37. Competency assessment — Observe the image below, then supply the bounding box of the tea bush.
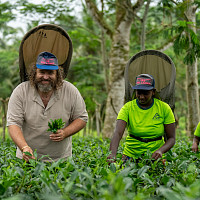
[0,136,200,200]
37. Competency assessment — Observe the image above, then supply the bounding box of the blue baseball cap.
[36,52,58,70]
[132,74,155,90]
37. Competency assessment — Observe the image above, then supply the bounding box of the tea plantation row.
[0,136,200,200]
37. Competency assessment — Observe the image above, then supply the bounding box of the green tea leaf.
[47,118,65,133]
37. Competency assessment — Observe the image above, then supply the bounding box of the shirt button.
[43,110,47,116]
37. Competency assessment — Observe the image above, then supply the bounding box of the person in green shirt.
[107,74,176,163]
[192,123,200,152]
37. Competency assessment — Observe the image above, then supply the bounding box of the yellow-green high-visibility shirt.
[117,98,175,159]
[194,122,200,137]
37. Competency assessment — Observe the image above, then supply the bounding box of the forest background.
[0,0,200,140]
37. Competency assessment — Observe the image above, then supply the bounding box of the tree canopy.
[1,0,200,137]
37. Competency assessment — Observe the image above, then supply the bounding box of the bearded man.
[7,52,88,162]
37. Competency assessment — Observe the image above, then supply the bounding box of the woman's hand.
[154,123,175,159]
[192,142,199,152]
[107,154,116,164]
[192,136,199,152]
[151,149,163,160]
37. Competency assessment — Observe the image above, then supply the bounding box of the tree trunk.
[186,61,199,136]
[85,0,144,138]
[0,98,9,141]
[102,78,125,137]
[140,0,151,50]
[95,104,101,137]
[83,126,87,136]
[89,115,94,135]
[185,0,199,136]
[2,102,6,141]
[101,29,110,92]
[102,21,132,138]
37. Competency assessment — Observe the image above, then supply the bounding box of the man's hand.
[192,142,199,152]
[151,149,163,160]
[22,146,35,162]
[49,129,65,142]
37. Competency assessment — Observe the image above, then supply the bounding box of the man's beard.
[37,83,53,93]
[34,78,56,93]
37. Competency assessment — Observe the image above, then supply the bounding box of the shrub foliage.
[0,137,200,199]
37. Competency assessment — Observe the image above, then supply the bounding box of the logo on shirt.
[153,113,160,119]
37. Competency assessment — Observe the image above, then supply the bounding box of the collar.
[32,85,60,109]
[136,98,154,110]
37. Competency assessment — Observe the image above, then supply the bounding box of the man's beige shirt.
[7,81,88,162]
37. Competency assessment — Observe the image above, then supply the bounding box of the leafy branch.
[47,118,65,133]
[167,20,200,65]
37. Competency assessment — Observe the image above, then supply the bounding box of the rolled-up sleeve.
[7,85,24,128]
[70,88,88,123]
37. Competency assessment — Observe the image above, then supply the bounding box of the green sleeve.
[117,102,130,123]
[194,122,200,137]
[164,103,175,124]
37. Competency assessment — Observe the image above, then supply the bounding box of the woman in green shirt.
[192,123,200,152]
[107,74,176,163]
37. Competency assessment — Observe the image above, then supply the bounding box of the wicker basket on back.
[19,24,73,82]
[124,50,176,111]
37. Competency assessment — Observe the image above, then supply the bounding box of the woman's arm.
[107,120,127,163]
[192,135,199,152]
[151,123,176,160]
